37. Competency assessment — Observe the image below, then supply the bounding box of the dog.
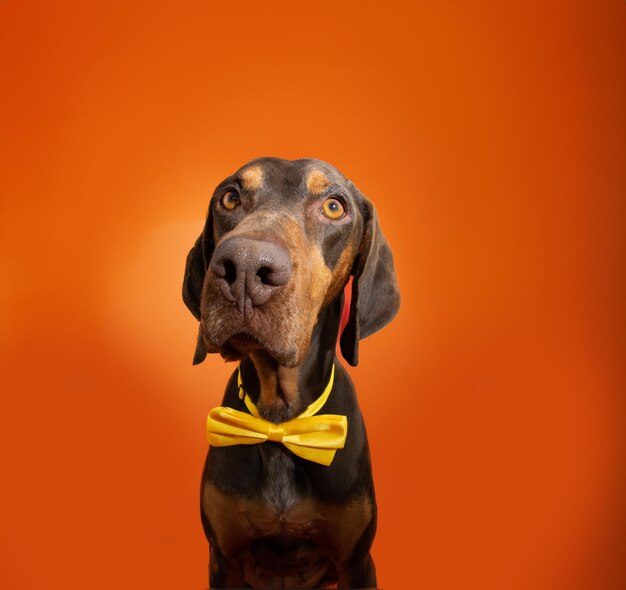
[182,157,400,588]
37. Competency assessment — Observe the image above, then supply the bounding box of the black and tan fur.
[183,157,400,588]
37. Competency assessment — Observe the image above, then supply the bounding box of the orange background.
[1,1,624,589]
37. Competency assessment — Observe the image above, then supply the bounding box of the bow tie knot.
[266,423,284,443]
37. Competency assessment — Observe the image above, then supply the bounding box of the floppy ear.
[340,197,400,367]
[182,208,214,364]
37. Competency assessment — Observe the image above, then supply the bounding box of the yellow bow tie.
[206,364,347,466]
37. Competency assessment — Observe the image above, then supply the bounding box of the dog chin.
[210,332,301,367]
[219,332,262,361]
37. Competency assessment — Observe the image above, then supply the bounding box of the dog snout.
[210,237,292,310]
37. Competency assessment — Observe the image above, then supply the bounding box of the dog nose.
[210,237,292,310]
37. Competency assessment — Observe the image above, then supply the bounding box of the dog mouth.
[220,331,264,361]
[203,320,300,366]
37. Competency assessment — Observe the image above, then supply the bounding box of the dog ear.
[340,196,400,367]
[182,208,214,364]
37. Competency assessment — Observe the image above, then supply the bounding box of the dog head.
[183,157,400,367]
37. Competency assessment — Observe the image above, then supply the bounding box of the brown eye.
[321,197,345,220]
[220,190,241,211]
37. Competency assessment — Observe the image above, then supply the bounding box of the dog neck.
[240,297,343,423]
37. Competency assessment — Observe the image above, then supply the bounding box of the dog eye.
[321,197,345,220]
[220,190,241,211]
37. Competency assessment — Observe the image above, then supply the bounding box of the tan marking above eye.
[306,168,331,195]
[240,165,264,191]
[321,197,345,220]
[220,190,241,210]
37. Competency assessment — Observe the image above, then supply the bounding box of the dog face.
[183,157,400,367]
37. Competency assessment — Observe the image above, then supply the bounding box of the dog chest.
[202,480,373,562]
